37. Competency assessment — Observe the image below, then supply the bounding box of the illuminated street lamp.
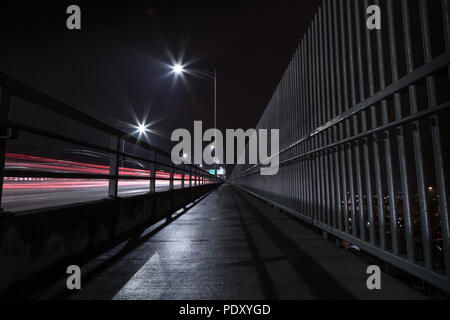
[172,64,184,75]
[137,123,148,134]
[120,120,150,167]
[170,63,218,176]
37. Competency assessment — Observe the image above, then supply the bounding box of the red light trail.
[2,153,210,190]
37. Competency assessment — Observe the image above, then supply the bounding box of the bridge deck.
[60,184,425,300]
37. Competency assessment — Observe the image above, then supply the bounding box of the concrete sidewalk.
[61,184,426,300]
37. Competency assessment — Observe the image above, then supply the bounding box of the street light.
[170,63,218,176]
[137,123,148,134]
[172,64,184,75]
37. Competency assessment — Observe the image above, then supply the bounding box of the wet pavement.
[57,184,426,300]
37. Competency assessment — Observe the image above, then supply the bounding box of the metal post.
[307,27,314,220]
[169,166,174,190]
[108,136,120,198]
[374,0,398,254]
[332,0,345,231]
[322,1,334,227]
[354,0,374,243]
[364,0,385,248]
[0,87,11,210]
[401,0,432,269]
[300,39,307,217]
[346,0,363,238]
[313,16,322,223]
[327,0,341,229]
[294,47,301,214]
[181,165,185,188]
[150,152,156,193]
[339,0,353,234]
[319,6,331,226]
[189,168,192,187]
[387,0,414,260]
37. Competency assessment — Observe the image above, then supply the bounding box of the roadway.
[2,153,199,212]
[1,180,179,212]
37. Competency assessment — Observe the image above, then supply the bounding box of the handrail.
[0,71,216,178]
[0,72,221,210]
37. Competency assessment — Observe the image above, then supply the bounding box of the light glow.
[3,153,208,191]
[172,64,184,74]
[137,123,148,134]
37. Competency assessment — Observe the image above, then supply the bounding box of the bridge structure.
[1,0,450,299]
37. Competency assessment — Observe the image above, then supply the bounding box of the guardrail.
[230,0,450,292]
[0,71,221,210]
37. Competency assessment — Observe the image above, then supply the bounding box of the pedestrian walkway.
[61,184,425,299]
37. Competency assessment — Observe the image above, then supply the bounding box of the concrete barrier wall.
[0,185,218,293]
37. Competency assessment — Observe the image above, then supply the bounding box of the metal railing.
[0,72,221,210]
[231,0,450,292]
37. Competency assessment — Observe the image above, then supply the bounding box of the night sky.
[0,0,321,166]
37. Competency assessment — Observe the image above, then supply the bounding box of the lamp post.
[171,64,218,177]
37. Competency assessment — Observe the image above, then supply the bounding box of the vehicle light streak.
[2,153,210,191]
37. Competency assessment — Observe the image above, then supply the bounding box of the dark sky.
[0,0,321,165]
